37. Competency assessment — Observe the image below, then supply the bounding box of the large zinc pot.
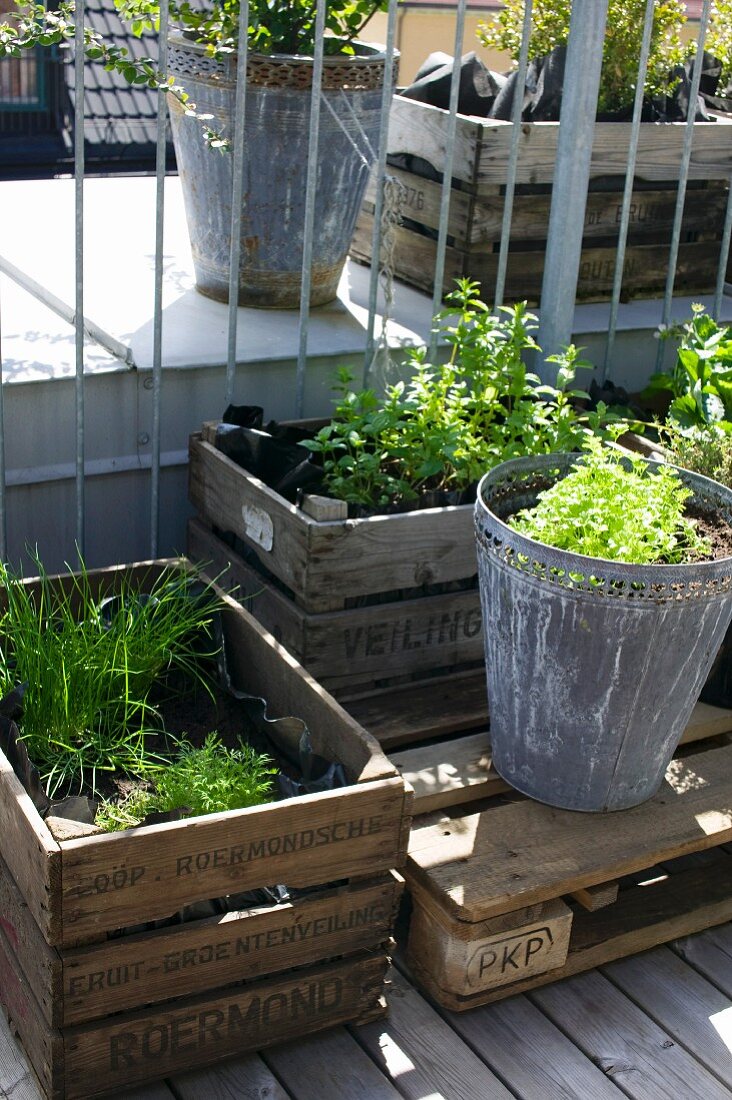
[474,453,732,813]
[167,34,393,308]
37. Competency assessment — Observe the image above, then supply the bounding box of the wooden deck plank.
[603,947,732,1088]
[440,989,625,1098]
[532,969,731,1099]
[262,1027,401,1100]
[408,742,732,921]
[172,1054,291,1099]
[345,671,487,749]
[352,970,513,1099]
[674,920,732,994]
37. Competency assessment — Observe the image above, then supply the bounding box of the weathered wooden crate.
[0,560,411,1098]
[188,428,483,694]
[350,96,732,303]
[341,668,732,1010]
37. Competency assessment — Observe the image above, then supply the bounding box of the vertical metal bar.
[655,0,711,369]
[74,0,85,556]
[149,0,169,559]
[713,178,732,320]
[224,0,250,407]
[536,0,609,378]
[429,0,467,358]
[294,0,326,418]
[602,0,654,380]
[493,0,532,310]
[363,0,399,387]
[0,285,6,562]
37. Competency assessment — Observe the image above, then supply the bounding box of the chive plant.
[0,559,222,796]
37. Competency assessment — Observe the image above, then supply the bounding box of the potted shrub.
[351,0,732,303]
[474,438,732,813]
[0,0,394,307]
[188,281,624,693]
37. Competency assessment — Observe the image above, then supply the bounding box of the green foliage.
[708,1,732,93]
[95,733,276,830]
[478,0,687,114]
[0,559,222,797]
[509,437,711,565]
[303,280,620,510]
[661,425,732,488]
[643,304,732,433]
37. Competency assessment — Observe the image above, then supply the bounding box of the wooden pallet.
[350,96,732,303]
[342,669,732,1010]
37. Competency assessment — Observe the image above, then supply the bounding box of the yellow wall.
[368,10,510,87]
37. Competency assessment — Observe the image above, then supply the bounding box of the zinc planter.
[167,35,393,308]
[474,453,732,813]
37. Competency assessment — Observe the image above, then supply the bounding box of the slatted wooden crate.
[188,428,483,695]
[350,95,732,303]
[0,560,411,1099]
[341,668,732,1010]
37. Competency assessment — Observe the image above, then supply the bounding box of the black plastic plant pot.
[474,453,732,813]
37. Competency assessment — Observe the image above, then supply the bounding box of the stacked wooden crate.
[188,426,484,696]
[350,96,732,303]
[0,561,411,1099]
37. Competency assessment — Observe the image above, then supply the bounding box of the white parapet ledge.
[2,174,732,384]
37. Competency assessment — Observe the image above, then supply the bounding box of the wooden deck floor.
[4,922,732,1100]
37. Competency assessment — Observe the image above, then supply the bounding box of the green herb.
[95,733,276,831]
[508,437,711,565]
[303,280,620,510]
[0,559,222,797]
[644,304,732,434]
[477,0,687,115]
[662,425,732,488]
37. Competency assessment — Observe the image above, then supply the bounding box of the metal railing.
[0,0,730,566]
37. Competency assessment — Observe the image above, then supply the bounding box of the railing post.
[536,0,608,381]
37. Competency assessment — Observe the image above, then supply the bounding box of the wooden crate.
[341,668,732,1010]
[188,428,483,693]
[0,560,411,1098]
[350,96,732,303]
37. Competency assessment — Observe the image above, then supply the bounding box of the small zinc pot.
[474,453,732,813]
[167,34,394,308]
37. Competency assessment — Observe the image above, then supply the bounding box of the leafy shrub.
[508,438,711,565]
[303,281,618,511]
[478,0,687,114]
[644,304,732,433]
[661,426,732,488]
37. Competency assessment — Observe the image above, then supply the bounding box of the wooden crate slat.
[0,757,60,947]
[62,953,389,1099]
[408,852,732,1011]
[190,518,483,690]
[59,778,406,945]
[190,435,479,611]
[0,852,61,1028]
[344,669,488,746]
[60,876,401,1027]
[407,741,732,922]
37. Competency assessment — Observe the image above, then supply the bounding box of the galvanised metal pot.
[474,453,732,812]
[167,35,393,308]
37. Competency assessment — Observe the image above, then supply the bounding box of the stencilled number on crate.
[344,608,482,660]
[467,924,557,990]
[404,186,425,211]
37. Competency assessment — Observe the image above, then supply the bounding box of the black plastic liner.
[400,48,729,123]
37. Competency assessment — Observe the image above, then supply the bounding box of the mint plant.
[509,438,711,565]
[304,281,619,511]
